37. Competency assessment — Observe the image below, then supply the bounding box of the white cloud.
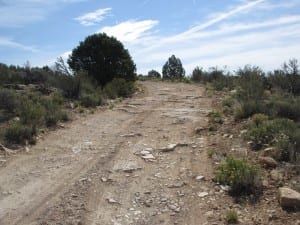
[181,0,265,35]
[124,0,300,74]
[258,0,300,10]
[0,0,87,27]
[0,37,38,52]
[75,8,112,26]
[99,20,159,42]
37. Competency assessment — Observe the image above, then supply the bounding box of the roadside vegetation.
[0,33,136,147]
[191,59,299,164]
[190,58,299,204]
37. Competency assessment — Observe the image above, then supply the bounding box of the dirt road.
[0,81,217,225]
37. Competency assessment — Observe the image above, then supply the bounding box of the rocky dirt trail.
[0,81,228,225]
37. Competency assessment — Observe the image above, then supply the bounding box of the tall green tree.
[162,55,185,80]
[68,33,136,86]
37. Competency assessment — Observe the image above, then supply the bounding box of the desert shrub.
[0,89,18,113]
[234,100,265,120]
[147,69,161,79]
[266,94,300,121]
[222,97,235,108]
[191,66,204,82]
[208,111,223,124]
[79,94,101,108]
[212,75,235,91]
[222,97,235,115]
[103,78,135,99]
[41,97,68,127]
[51,92,65,106]
[49,74,80,99]
[216,157,261,196]
[245,118,294,150]
[18,97,45,126]
[226,210,238,224]
[251,113,269,126]
[4,122,36,144]
[236,66,265,101]
[245,118,299,161]
[233,66,266,119]
[268,59,300,95]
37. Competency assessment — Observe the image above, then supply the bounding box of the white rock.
[197,192,209,198]
[220,185,231,192]
[107,198,119,204]
[142,154,155,160]
[195,176,205,181]
[140,150,151,155]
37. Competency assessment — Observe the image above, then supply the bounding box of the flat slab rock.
[278,187,300,210]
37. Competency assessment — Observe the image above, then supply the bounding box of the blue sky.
[0,0,300,74]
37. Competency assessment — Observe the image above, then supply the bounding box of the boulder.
[278,187,300,210]
[259,156,277,168]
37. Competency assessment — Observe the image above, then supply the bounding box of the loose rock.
[259,156,277,168]
[278,187,300,210]
[197,192,209,198]
[168,181,185,188]
[195,175,205,181]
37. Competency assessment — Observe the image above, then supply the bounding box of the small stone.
[197,192,209,198]
[160,144,177,152]
[140,150,151,155]
[101,177,108,182]
[168,204,177,211]
[195,175,205,181]
[107,198,119,204]
[262,147,278,158]
[220,185,231,192]
[205,210,214,218]
[270,169,283,181]
[168,181,185,188]
[141,154,155,160]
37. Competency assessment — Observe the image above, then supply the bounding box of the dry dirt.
[0,81,298,225]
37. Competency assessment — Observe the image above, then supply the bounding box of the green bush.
[234,100,265,120]
[191,66,204,82]
[251,113,269,126]
[0,89,18,113]
[4,122,36,144]
[18,97,45,126]
[226,210,238,224]
[42,98,68,127]
[103,78,135,99]
[222,97,235,108]
[216,157,261,195]
[266,95,300,121]
[79,94,103,108]
[245,118,296,148]
[245,118,299,161]
[208,111,223,124]
[51,92,65,106]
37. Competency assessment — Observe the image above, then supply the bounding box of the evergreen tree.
[162,55,185,80]
[68,33,136,86]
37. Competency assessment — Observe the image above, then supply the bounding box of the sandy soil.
[0,81,216,225]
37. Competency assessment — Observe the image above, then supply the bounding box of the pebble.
[197,192,209,198]
[195,175,205,181]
